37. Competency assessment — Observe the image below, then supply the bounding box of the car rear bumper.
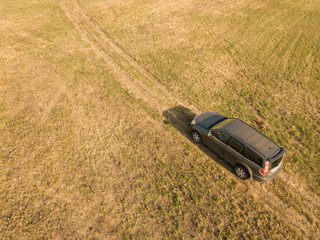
[252,162,283,182]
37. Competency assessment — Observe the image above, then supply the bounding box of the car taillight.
[259,161,269,175]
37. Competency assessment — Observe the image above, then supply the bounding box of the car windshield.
[210,118,236,130]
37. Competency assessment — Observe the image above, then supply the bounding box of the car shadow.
[162,105,236,178]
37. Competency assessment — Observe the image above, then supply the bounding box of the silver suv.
[191,112,285,182]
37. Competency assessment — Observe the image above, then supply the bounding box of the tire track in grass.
[61,0,320,238]
[61,0,197,115]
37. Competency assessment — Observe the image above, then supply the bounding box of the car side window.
[212,131,230,144]
[229,138,244,155]
[245,148,262,166]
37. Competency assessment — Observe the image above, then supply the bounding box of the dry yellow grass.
[1,0,319,238]
[83,0,320,191]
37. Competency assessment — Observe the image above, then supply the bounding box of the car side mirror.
[208,131,212,137]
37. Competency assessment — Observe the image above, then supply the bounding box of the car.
[191,112,285,182]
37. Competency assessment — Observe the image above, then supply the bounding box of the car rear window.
[271,156,283,169]
[245,148,262,166]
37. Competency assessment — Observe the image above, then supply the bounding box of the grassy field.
[84,0,320,193]
[0,0,319,239]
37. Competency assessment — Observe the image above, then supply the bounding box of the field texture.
[0,0,319,239]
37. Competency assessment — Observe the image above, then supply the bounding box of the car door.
[205,130,231,159]
[221,137,246,166]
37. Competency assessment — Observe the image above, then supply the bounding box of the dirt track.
[61,0,320,238]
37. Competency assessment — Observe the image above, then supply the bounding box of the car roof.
[221,119,280,158]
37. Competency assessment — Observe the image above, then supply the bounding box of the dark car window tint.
[229,138,244,154]
[245,148,262,166]
[212,131,219,139]
[213,131,230,144]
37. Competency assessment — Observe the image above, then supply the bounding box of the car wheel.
[192,131,203,144]
[234,165,249,180]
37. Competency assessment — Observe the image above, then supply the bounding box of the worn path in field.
[61,0,320,238]
[62,0,197,115]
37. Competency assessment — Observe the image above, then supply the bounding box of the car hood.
[195,112,227,129]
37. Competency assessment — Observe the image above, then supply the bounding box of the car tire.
[191,131,203,144]
[234,165,249,180]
